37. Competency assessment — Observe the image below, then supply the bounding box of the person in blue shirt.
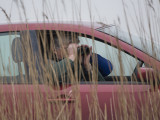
[46,31,113,81]
[69,34,113,77]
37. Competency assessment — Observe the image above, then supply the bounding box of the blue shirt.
[90,54,113,77]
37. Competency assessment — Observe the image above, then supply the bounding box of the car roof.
[0,21,106,30]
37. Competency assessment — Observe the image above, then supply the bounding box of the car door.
[78,35,158,120]
[32,25,160,120]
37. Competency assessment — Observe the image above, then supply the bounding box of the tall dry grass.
[0,0,160,120]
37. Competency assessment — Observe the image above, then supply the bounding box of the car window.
[78,36,139,76]
[97,26,160,61]
[0,32,25,77]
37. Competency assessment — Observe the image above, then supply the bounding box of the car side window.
[0,32,25,77]
[78,36,139,76]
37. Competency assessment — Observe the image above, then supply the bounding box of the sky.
[0,0,159,35]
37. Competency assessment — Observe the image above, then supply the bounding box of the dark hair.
[51,31,79,49]
[37,30,79,59]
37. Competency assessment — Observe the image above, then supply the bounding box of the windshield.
[96,25,160,61]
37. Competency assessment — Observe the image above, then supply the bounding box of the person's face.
[54,44,69,60]
[53,36,79,60]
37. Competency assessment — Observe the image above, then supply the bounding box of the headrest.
[12,37,23,63]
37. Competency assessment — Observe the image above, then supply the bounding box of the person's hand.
[67,43,78,61]
[83,46,92,71]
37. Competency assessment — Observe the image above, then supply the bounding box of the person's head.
[52,31,79,60]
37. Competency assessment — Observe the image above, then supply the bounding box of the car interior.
[36,30,147,85]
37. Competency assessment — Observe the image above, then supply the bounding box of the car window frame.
[0,23,158,85]
[35,30,143,84]
[30,29,160,85]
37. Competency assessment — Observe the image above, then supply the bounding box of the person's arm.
[82,47,105,81]
[49,58,74,82]
[49,43,78,83]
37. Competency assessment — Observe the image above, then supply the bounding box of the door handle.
[48,98,75,103]
[48,94,75,103]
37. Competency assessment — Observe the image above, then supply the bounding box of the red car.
[0,21,160,120]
